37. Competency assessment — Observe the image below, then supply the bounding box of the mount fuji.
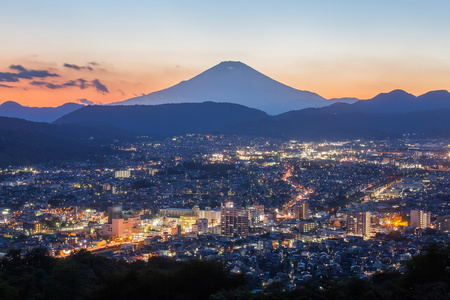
[110,61,354,114]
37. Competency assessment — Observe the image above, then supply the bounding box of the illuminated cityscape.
[1,134,449,292]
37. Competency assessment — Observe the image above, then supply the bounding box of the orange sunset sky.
[1,1,450,107]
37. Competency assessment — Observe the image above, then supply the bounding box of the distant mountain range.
[305,89,450,114]
[223,89,450,139]
[54,96,450,140]
[0,101,83,123]
[110,61,357,115]
[5,88,450,124]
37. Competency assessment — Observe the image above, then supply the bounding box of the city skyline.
[1,0,450,107]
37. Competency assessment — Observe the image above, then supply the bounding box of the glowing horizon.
[1,0,449,107]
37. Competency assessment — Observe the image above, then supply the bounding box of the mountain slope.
[0,117,130,167]
[297,89,450,114]
[54,102,269,136]
[0,101,83,123]
[110,61,331,114]
[223,109,450,140]
[54,99,450,140]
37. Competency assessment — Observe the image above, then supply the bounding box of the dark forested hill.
[54,102,269,136]
[0,117,128,167]
[223,109,450,140]
[54,101,450,140]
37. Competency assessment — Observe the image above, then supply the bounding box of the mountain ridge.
[0,116,127,167]
[110,61,351,114]
[54,101,269,136]
[0,101,83,123]
[279,89,450,115]
[54,100,450,140]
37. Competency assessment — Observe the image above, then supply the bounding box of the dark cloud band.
[31,78,109,94]
[91,79,109,93]
[77,98,95,105]
[0,65,59,82]
[63,63,93,71]
[0,83,14,88]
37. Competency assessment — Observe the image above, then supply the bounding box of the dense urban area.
[1,134,450,298]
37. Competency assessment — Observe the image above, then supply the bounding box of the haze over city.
[1,0,450,108]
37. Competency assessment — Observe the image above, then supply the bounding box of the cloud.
[91,79,109,94]
[0,83,14,88]
[87,61,99,66]
[63,78,88,89]
[32,79,87,90]
[77,98,95,105]
[30,81,62,89]
[0,65,59,82]
[30,78,109,94]
[9,65,27,72]
[46,83,64,89]
[63,63,93,71]
[0,73,19,82]
[30,81,49,86]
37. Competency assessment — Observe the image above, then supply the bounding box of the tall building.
[103,206,140,239]
[192,218,209,235]
[221,202,249,238]
[294,201,309,220]
[410,209,431,229]
[108,206,123,223]
[347,211,371,236]
[437,215,450,233]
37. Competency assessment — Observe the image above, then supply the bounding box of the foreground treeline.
[0,244,449,300]
[0,249,244,300]
[233,243,450,300]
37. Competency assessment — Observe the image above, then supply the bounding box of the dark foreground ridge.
[0,244,448,300]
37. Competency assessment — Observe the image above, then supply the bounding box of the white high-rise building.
[410,209,430,229]
[115,170,131,178]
